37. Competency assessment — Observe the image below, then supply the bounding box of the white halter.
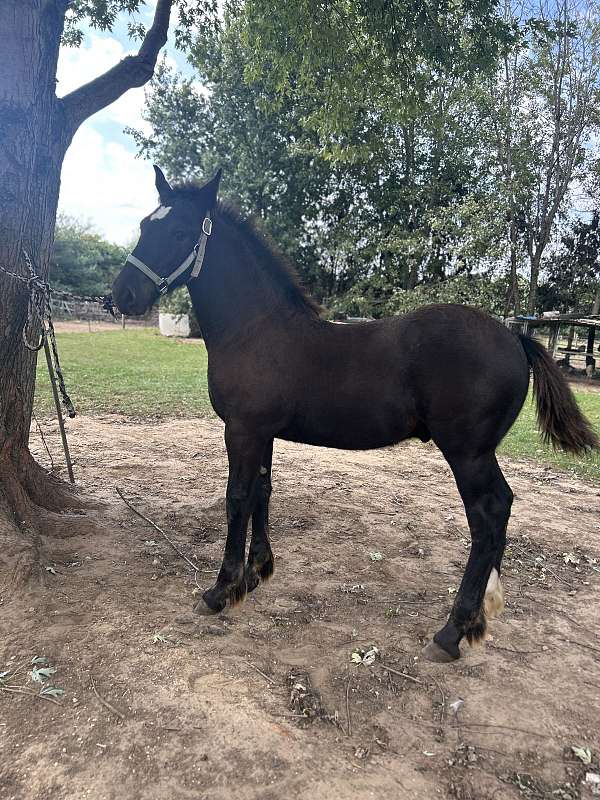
[125,213,213,296]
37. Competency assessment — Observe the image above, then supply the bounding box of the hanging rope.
[5,252,74,416]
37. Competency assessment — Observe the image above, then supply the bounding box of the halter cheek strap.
[125,212,213,296]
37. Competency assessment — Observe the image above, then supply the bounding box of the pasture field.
[1,415,599,800]
[34,327,600,482]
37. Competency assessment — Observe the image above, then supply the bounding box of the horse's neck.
[187,214,309,346]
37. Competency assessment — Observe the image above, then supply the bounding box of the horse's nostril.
[118,287,135,313]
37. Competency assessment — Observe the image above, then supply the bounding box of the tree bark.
[527,252,542,315]
[504,213,520,317]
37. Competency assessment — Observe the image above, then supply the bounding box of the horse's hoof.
[193,591,225,616]
[193,599,221,616]
[422,640,459,663]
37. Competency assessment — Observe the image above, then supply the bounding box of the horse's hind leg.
[424,451,513,662]
[246,439,274,593]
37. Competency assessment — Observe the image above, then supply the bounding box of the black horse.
[112,167,599,662]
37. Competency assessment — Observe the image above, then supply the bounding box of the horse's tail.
[519,335,599,455]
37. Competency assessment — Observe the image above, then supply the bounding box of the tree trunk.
[527,252,542,315]
[592,284,600,315]
[0,1,173,588]
[504,214,520,317]
[0,2,82,583]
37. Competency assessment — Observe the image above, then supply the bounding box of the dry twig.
[90,677,126,721]
[247,661,276,685]
[345,674,352,737]
[116,486,200,573]
[378,663,424,685]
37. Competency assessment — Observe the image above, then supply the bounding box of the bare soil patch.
[1,416,600,800]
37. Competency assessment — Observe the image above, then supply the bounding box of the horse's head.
[112,166,222,316]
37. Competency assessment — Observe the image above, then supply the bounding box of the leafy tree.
[241,0,509,150]
[135,2,509,307]
[475,0,600,314]
[539,213,600,313]
[51,216,127,297]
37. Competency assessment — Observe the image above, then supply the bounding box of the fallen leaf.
[572,745,592,764]
[449,698,464,715]
[351,646,379,666]
[40,686,65,698]
[29,666,57,683]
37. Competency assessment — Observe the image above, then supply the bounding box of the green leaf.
[29,666,57,683]
[40,686,65,699]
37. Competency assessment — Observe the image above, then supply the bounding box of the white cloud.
[56,32,179,243]
[57,33,176,133]
[59,126,157,245]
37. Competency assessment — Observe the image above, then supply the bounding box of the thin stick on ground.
[559,637,600,656]
[430,676,446,725]
[90,677,126,721]
[116,486,200,573]
[345,673,352,737]
[0,685,61,706]
[458,722,552,738]
[378,663,424,685]
[247,661,276,686]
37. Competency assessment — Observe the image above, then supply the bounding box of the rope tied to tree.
[0,252,80,418]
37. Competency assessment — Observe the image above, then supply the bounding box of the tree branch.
[60,0,173,134]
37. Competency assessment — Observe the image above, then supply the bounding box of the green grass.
[498,388,600,483]
[35,328,600,483]
[35,328,211,418]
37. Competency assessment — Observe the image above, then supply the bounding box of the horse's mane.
[172,182,321,316]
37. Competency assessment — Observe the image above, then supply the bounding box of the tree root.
[24,452,100,513]
[0,445,103,592]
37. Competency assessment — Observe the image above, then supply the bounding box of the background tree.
[475,0,600,315]
[51,216,128,297]
[138,0,600,319]
[135,0,510,311]
[539,213,600,313]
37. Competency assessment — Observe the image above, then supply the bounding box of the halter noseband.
[125,212,213,296]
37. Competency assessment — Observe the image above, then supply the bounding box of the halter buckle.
[202,217,212,236]
[158,278,169,295]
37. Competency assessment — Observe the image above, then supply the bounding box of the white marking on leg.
[150,205,172,221]
[484,567,505,619]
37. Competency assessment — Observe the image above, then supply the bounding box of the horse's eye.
[174,231,187,242]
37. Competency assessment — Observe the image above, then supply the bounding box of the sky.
[56,4,195,246]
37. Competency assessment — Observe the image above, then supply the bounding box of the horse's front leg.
[195,425,266,614]
[246,439,274,593]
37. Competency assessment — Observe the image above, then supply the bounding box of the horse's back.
[283,304,529,452]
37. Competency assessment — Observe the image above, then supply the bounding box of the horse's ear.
[153,165,173,204]
[204,168,222,206]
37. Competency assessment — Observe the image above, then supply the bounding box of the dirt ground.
[1,416,600,800]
